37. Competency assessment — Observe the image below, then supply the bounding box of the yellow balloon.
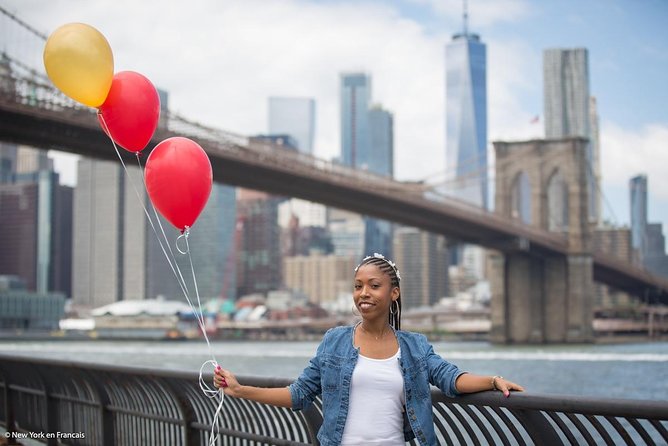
[43,23,114,108]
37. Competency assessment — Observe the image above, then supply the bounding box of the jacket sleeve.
[423,337,467,398]
[288,329,330,410]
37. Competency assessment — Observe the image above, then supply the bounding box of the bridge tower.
[490,137,594,343]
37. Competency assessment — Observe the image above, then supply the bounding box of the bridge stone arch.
[546,168,569,232]
[491,137,593,343]
[510,170,532,224]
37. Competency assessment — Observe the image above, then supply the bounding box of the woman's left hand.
[493,376,524,397]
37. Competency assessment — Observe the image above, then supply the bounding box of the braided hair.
[355,254,402,331]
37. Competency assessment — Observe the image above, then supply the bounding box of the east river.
[1,338,667,401]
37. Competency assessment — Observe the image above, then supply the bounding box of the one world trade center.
[445,7,487,210]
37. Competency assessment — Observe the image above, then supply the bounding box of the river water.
[1,338,667,401]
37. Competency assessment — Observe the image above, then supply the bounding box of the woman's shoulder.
[324,325,353,337]
[396,329,427,341]
[321,325,354,344]
[317,325,354,355]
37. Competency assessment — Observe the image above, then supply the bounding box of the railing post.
[164,377,200,446]
[82,368,115,446]
[510,408,563,446]
[44,393,58,446]
[34,368,58,446]
[302,405,322,446]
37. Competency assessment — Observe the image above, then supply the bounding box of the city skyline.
[4,0,667,236]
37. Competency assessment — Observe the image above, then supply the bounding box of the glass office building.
[630,174,648,258]
[368,106,394,178]
[340,73,372,169]
[445,32,488,209]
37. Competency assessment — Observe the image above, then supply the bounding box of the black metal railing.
[1,354,667,445]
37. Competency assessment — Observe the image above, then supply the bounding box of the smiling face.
[353,263,400,320]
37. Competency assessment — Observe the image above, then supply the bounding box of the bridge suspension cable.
[0,5,48,40]
[0,5,48,79]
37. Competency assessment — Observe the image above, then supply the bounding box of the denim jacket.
[288,325,466,446]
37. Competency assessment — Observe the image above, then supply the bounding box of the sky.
[3,0,668,233]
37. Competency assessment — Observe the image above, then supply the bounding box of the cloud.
[601,121,668,200]
[487,38,542,142]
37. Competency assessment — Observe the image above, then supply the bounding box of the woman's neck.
[359,320,391,340]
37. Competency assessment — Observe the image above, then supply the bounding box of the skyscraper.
[645,224,668,279]
[393,227,449,310]
[628,174,668,279]
[340,73,372,169]
[368,105,394,177]
[543,48,598,222]
[544,48,589,139]
[445,11,487,209]
[268,97,316,155]
[72,158,145,308]
[0,146,72,297]
[338,73,394,257]
[236,189,282,297]
[630,174,648,259]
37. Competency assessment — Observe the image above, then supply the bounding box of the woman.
[214,253,524,446]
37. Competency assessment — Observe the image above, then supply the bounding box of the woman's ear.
[391,287,400,300]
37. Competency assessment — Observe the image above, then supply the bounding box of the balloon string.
[199,359,225,446]
[178,228,225,446]
[99,113,225,443]
[183,230,217,363]
[172,228,208,338]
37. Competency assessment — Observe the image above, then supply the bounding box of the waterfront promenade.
[1,352,668,445]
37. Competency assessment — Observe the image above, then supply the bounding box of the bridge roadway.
[1,83,667,302]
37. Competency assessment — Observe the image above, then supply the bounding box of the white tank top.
[340,348,406,445]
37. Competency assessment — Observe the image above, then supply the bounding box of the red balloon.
[145,137,212,231]
[98,71,160,152]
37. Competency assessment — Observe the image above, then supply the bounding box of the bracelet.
[491,375,503,390]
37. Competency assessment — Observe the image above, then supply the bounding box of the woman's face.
[353,263,399,319]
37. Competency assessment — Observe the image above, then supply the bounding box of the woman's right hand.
[214,366,242,397]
